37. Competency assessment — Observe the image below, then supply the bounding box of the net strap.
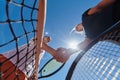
[34,0,47,79]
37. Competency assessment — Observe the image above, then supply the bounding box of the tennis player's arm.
[42,42,56,56]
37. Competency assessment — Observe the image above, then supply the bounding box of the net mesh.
[0,0,40,80]
[66,21,120,80]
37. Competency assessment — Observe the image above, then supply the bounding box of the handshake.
[42,42,76,63]
[53,47,75,63]
[41,36,91,63]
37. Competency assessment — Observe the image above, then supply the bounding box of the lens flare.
[68,41,79,49]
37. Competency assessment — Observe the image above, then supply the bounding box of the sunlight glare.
[68,41,78,49]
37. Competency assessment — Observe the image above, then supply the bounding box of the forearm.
[77,38,92,50]
[41,42,56,56]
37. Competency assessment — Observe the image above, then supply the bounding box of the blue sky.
[44,0,101,49]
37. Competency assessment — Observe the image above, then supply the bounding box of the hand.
[53,47,73,63]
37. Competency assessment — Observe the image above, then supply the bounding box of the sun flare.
[68,41,79,49]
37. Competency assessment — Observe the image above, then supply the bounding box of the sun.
[68,41,79,50]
